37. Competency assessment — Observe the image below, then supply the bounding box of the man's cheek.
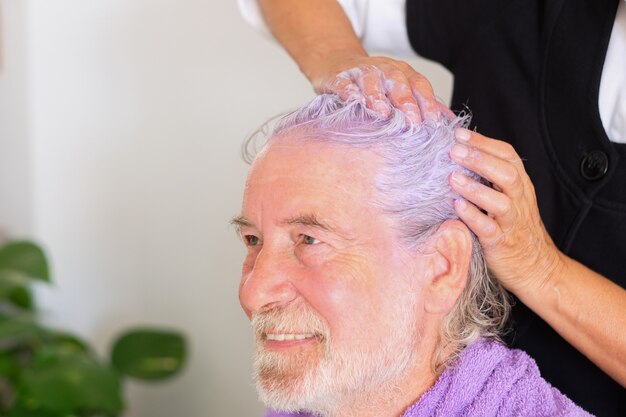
[301,260,376,327]
[300,256,370,300]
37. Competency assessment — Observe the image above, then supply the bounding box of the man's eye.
[300,234,320,245]
[244,235,260,246]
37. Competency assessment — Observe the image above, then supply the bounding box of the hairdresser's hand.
[308,55,453,124]
[448,129,626,386]
[447,128,564,295]
[256,0,449,123]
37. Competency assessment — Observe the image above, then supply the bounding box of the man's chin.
[256,372,312,411]
[254,350,323,412]
[256,376,309,412]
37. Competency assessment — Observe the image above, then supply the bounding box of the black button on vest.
[580,150,609,181]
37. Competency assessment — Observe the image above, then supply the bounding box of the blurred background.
[0,1,452,416]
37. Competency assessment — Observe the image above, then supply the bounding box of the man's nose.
[239,246,297,315]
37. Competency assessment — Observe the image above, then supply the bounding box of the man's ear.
[421,220,473,316]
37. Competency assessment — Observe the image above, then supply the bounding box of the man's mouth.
[265,333,316,341]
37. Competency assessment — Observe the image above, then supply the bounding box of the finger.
[450,143,524,199]
[355,66,391,117]
[383,70,421,124]
[407,73,439,121]
[449,172,517,231]
[453,198,502,244]
[455,128,523,163]
[437,102,456,120]
[330,72,363,102]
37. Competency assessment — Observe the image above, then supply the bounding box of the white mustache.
[251,303,329,342]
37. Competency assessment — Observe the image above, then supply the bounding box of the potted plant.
[0,240,187,416]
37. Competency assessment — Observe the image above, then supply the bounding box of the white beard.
[251,297,420,416]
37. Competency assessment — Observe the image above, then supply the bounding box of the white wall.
[1,1,452,416]
[0,0,32,238]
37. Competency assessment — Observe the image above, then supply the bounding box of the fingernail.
[343,83,362,102]
[346,91,363,102]
[402,103,420,121]
[455,198,467,211]
[404,110,422,124]
[455,128,471,142]
[451,172,468,186]
[423,111,440,122]
[451,144,469,159]
[441,106,456,120]
[373,99,390,116]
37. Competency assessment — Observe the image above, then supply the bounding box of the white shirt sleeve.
[598,0,626,143]
[236,0,412,56]
[237,0,272,39]
[360,0,414,56]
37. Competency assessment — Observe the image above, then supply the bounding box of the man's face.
[236,135,429,411]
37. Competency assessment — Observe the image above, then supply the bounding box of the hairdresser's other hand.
[448,129,565,295]
[307,54,453,124]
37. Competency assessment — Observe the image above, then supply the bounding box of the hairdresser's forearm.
[258,0,367,82]
[518,253,626,386]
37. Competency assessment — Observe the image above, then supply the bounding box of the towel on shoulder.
[264,338,593,417]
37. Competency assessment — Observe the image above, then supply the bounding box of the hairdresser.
[238,0,626,415]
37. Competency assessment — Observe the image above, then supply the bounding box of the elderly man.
[233,95,591,417]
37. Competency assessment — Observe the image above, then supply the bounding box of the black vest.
[407,0,625,415]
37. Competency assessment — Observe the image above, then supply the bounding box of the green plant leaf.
[110,329,186,381]
[0,317,46,352]
[0,242,50,282]
[18,355,124,414]
[0,270,30,296]
[0,270,34,311]
[6,402,61,417]
[47,333,91,356]
[0,351,20,380]
[8,287,34,311]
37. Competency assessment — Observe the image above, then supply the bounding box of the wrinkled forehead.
[242,133,388,224]
[248,133,382,192]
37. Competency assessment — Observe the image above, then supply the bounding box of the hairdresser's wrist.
[511,242,567,309]
[298,42,368,89]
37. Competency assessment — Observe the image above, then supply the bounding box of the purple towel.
[264,339,592,417]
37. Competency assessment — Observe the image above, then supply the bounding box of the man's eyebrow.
[230,215,252,230]
[280,214,342,234]
[230,213,353,239]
